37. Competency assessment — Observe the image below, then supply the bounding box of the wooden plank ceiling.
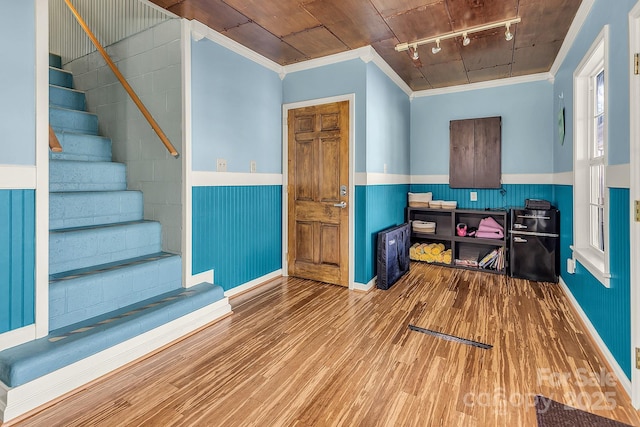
[152,0,582,91]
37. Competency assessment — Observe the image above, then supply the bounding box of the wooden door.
[287,101,349,287]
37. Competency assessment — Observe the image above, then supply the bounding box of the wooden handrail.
[49,125,63,152]
[63,0,180,159]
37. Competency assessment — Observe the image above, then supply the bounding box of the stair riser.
[49,132,112,162]
[50,191,143,230]
[49,53,62,68]
[50,86,86,111]
[50,160,126,193]
[50,107,98,135]
[49,222,162,275]
[49,255,182,330]
[49,67,73,89]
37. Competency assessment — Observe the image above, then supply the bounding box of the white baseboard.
[0,325,36,352]
[352,276,376,292]
[187,269,214,288]
[0,298,231,423]
[559,277,631,397]
[224,270,283,298]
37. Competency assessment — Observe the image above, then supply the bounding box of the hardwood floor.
[14,263,640,426]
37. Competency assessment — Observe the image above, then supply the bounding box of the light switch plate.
[216,158,227,172]
[250,161,256,173]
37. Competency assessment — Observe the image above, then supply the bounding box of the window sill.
[571,245,611,288]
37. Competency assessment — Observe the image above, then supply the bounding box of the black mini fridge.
[509,208,560,283]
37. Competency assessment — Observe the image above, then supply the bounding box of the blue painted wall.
[549,0,635,379]
[0,0,36,165]
[365,62,410,174]
[192,186,282,292]
[0,190,35,333]
[283,59,368,173]
[553,186,631,379]
[355,185,409,284]
[191,38,283,173]
[411,80,554,175]
[553,0,636,171]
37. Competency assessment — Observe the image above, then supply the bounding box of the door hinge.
[635,53,639,75]
[635,200,640,222]
[636,348,640,369]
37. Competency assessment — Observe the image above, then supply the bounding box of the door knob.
[333,201,347,208]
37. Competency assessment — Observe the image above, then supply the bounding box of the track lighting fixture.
[505,23,513,41]
[431,39,441,54]
[395,17,521,56]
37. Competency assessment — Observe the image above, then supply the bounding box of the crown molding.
[282,46,370,75]
[549,0,597,76]
[366,48,413,97]
[281,46,412,96]
[412,72,553,98]
[189,20,283,76]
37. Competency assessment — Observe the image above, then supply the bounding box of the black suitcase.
[376,223,411,290]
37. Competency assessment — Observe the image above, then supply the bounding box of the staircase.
[0,54,228,423]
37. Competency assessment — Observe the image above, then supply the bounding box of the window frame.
[572,25,610,287]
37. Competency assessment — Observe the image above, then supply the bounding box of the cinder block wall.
[66,19,183,254]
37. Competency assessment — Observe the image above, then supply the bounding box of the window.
[573,26,610,287]
[589,70,605,252]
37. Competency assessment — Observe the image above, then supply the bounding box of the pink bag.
[478,216,503,232]
[476,230,504,239]
[476,217,504,239]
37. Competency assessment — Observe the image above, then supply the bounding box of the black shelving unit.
[406,207,508,275]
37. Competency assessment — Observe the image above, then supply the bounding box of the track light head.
[462,32,470,46]
[431,39,441,54]
[505,24,513,41]
[411,45,419,60]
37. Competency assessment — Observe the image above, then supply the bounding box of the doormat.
[408,324,492,350]
[535,395,633,427]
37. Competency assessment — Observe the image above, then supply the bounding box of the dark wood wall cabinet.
[449,116,501,188]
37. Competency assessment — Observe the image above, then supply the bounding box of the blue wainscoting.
[409,184,554,210]
[192,186,282,292]
[554,185,631,379]
[355,184,409,284]
[0,190,35,334]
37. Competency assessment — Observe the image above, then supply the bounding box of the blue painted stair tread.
[50,106,98,135]
[49,160,126,192]
[49,131,112,162]
[0,282,224,388]
[49,85,86,111]
[49,252,182,330]
[49,220,162,275]
[50,190,143,230]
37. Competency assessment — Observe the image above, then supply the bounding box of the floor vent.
[408,324,492,350]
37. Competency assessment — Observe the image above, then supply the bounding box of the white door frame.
[281,94,356,289]
[629,0,640,409]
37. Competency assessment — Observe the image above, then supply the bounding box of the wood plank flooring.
[13,263,640,426]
